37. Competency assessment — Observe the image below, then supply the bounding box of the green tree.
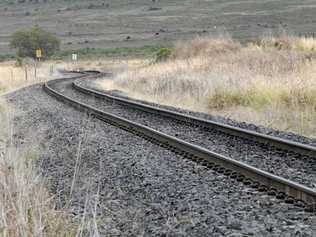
[10,27,60,59]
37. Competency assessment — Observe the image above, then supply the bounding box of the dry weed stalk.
[0,101,76,237]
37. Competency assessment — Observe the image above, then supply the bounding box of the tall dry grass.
[0,58,147,96]
[0,101,105,236]
[0,61,60,95]
[0,59,126,236]
[98,35,316,138]
[0,101,79,236]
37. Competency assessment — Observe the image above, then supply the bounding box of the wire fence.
[298,32,316,38]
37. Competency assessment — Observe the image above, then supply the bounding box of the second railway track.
[44,71,316,211]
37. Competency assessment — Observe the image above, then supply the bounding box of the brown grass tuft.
[174,36,241,59]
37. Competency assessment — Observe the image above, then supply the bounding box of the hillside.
[1,0,316,54]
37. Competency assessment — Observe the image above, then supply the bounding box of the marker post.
[72,53,78,70]
[35,49,42,79]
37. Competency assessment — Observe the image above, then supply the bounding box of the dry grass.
[0,61,60,95]
[0,101,78,236]
[0,58,115,235]
[71,58,150,74]
[98,35,316,138]
[0,59,86,95]
[0,58,148,96]
[0,102,105,236]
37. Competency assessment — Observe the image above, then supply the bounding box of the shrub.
[0,54,14,62]
[10,26,60,59]
[155,48,173,62]
[15,57,23,67]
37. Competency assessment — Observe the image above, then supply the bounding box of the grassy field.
[0,61,57,94]
[0,58,128,95]
[50,45,163,60]
[0,0,316,55]
[98,35,316,138]
[0,46,161,62]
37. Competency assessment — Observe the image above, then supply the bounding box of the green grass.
[0,54,15,62]
[0,45,167,62]
[0,0,14,6]
[50,45,164,60]
[209,86,316,111]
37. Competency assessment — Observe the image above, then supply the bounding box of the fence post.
[10,68,13,81]
[34,62,37,79]
[25,67,28,81]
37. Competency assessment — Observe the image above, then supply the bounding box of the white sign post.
[71,53,78,71]
[72,53,78,61]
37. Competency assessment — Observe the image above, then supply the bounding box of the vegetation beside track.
[50,45,165,60]
[0,45,165,62]
[98,35,316,138]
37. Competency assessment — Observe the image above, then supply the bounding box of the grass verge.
[0,61,65,94]
[50,45,164,60]
[0,45,164,64]
[0,59,110,95]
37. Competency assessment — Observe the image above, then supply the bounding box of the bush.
[155,48,173,62]
[10,26,60,59]
[0,54,14,62]
[15,57,23,67]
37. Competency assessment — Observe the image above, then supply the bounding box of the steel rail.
[44,76,316,211]
[73,81,316,158]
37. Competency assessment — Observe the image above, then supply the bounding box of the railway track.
[43,71,316,212]
[74,80,316,157]
[71,75,316,189]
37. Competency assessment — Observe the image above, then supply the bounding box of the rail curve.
[43,72,316,211]
[73,80,316,158]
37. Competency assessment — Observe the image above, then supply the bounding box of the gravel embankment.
[4,81,316,236]
[51,78,316,189]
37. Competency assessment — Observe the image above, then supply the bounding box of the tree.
[10,27,60,59]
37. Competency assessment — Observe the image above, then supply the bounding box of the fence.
[298,32,316,38]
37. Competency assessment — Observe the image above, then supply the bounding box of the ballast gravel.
[53,78,316,189]
[4,82,316,236]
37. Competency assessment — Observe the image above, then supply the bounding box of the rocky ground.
[3,76,316,236]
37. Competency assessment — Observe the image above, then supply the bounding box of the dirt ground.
[1,0,316,54]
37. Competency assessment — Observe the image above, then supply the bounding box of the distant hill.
[1,0,316,54]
